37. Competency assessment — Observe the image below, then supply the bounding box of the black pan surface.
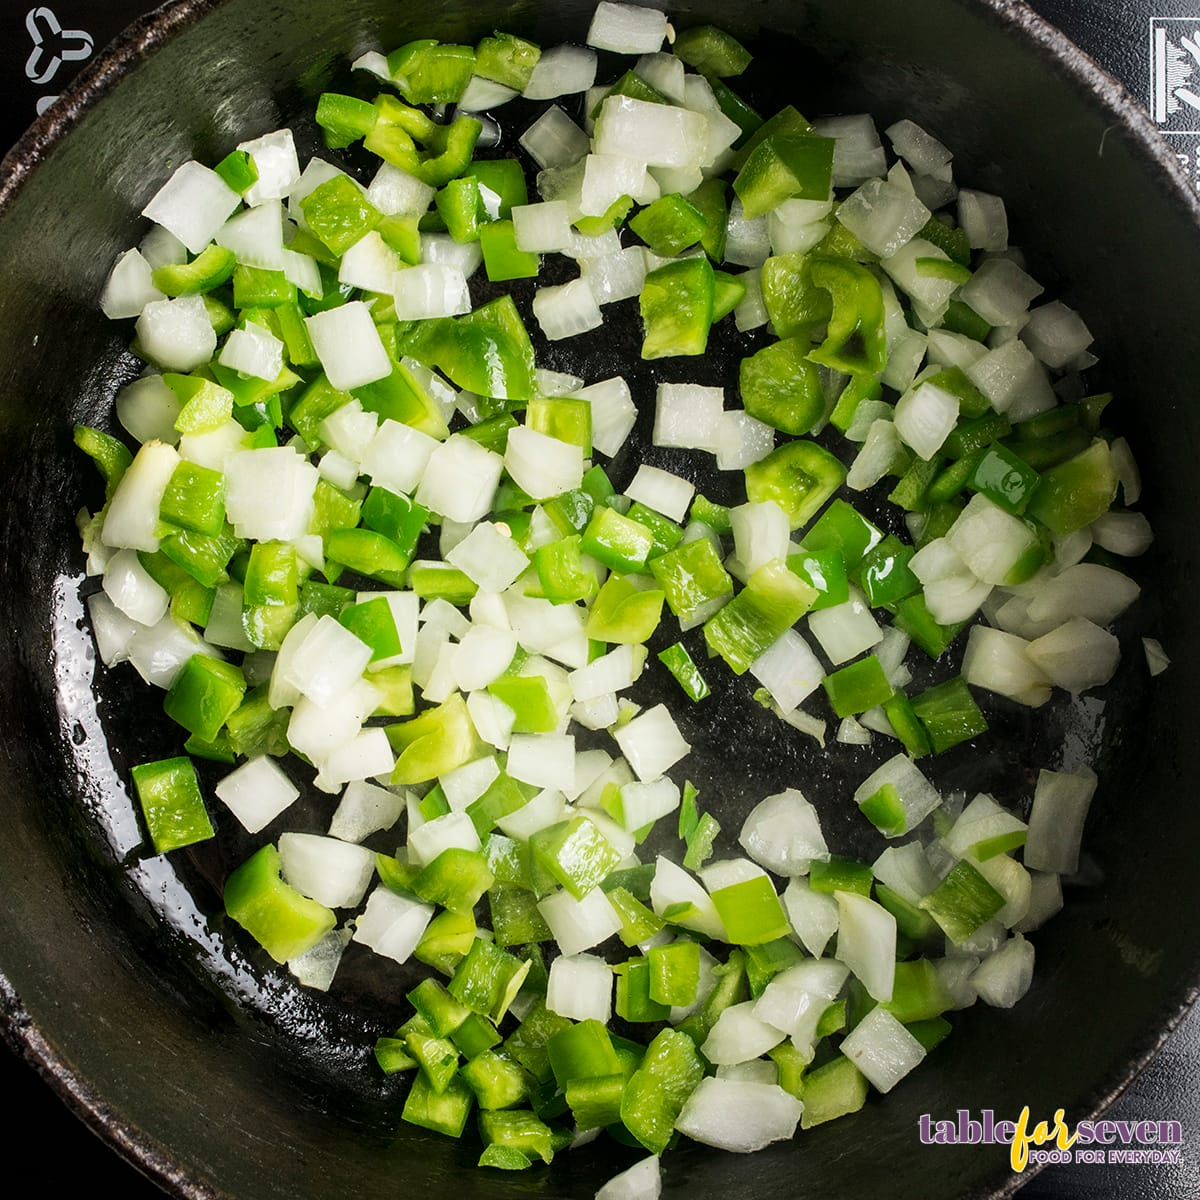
[1,1,1198,1198]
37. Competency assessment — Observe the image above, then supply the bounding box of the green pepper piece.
[449,937,531,1025]
[919,215,971,266]
[919,860,1005,944]
[657,643,711,702]
[159,526,240,589]
[807,257,887,376]
[159,461,226,536]
[471,159,529,219]
[648,536,734,625]
[672,24,752,76]
[314,92,378,148]
[359,487,427,560]
[799,1058,869,1128]
[738,335,826,435]
[620,1028,705,1154]
[709,875,791,945]
[287,375,352,450]
[232,265,296,309]
[413,908,477,978]
[910,676,988,754]
[745,440,847,530]
[435,176,483,243]
[585,574,665,644]
[760,251,834,338]
[152,244,237,296]
[486,677,557,734]
[607,886,666,947]
[686,177,730,262]
[451,1011,502,1060]
[489,884,553,946]
[581,506,654,574]
[474,32,542,90]
[388,692,485,785]
[941,298,992,342]
[892,592,964,659]
[301,175,382,256]
[629,193,708,257]
[325,528,410,588]
[402,1073,475,1138]
[533,535,596,605]
[413,848,496,915]
[163,373,234,433]
[225,684,290,759]
[801,497,883,569]
[388,40,476,104]
[130,756,214,854]
[1024,439,1119,534]
[808,854,873,897]
[703,560,817,674]
[615,957,671,1022]
[74,425,132,502]
[821,654,893,718]
[639,257,715,359]
[733,134,835,220]
[942,411,1012,460]
[163,653,246,742]
[967,443,1040,514]
[460,1048,530,1111]
[647,940,701,1007]
[480,219,540,282]
[398,295,535,402]
[711,270,747,322]
[530,817,623,900]
[241,539,298,649]
[787,546,849,611]
[354,359,450,439]
[224,844,336,963]
[214,149,259,195]
[881,692,933,759]
[854,535,920,608]
[409,560,478,604]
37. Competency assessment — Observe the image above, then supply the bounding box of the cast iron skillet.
[1,0,1197,1197]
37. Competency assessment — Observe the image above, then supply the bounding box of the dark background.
[0,0,1197,1196]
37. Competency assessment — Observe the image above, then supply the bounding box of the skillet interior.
[0,1,1198,1197]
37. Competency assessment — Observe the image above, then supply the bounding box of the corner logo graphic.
[919,1107,1184,1172]
[1151,16,1200,129]
[24,7,93,86]
[24,7,93,117]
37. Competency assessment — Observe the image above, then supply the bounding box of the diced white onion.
[215,756,300,834]
[675,1078,803,1153]
[278,832,375,909]
[738,788,828,876]
[523,44,598,100]
[587,2,668,54]
[100,248,164,319]
[1024,767,1097,874]
[971,933,1035,1007]
[547,952,614,1022]
[141,160,241,253]
[835,891,896,1001]
[135,295,217,372]
[305,301,391,390]
[352,886,435,963]
[840,1006,926,1092]
[532,277,604,341]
